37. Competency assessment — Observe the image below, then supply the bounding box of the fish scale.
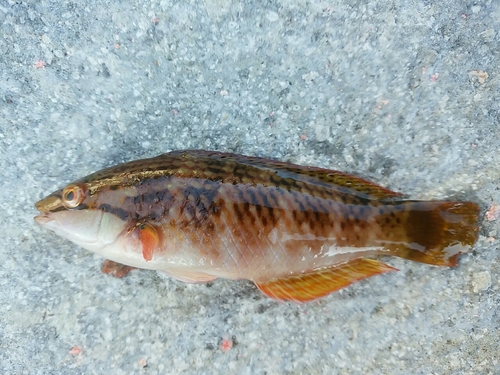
[35,150,480,302]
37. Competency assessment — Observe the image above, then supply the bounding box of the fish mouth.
[34,212,53,225]
[35,192,65,227]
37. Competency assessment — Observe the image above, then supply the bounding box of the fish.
[34,150,480,303]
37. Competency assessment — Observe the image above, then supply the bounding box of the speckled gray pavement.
[1,1,499,374]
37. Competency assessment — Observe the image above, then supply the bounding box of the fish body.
[35,150,480,302]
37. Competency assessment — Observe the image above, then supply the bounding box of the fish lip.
[34,212,53,225]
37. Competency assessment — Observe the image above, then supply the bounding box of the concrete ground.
[1,1,499,374]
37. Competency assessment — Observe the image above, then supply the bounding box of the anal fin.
[163,269,217,283]
[255,259,397,303]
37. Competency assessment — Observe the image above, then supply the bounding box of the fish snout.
[35,193,64,214]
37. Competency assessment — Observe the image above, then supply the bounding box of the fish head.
[34,181,132,254]
[34,153,218,274]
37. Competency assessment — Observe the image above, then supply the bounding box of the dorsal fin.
[181,150,404,200]
[74,150,402,201]
[274,167,403,200]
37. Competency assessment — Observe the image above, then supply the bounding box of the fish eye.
[62,184,86,208]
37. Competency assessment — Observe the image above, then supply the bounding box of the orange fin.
[255,259,397,303]
[138,223,159,262]
[101,260,135,278]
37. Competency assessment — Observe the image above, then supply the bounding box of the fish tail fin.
[385,201,480,267]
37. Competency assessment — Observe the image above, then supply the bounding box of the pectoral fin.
[138,223,160,262]
[255,259,397,303]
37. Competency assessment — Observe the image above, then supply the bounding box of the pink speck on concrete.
[486,202,500,221]
[221,339,233,351]
[34,60,46,69]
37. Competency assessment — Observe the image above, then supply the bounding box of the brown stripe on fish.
[98,203,132,221]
